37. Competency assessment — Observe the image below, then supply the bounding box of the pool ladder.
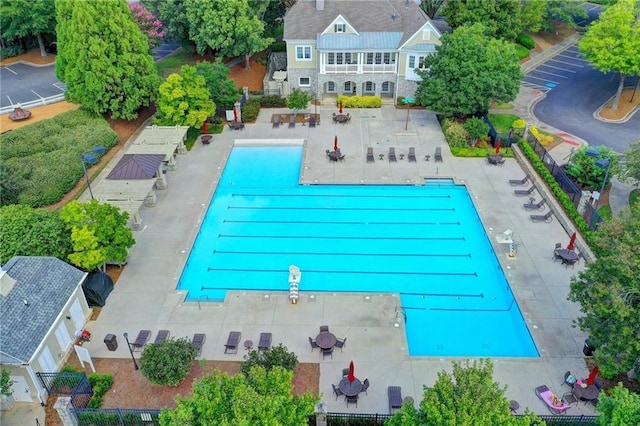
[394,306,407,325]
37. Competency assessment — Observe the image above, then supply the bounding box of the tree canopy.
[140,337,197,387]
[568,204,640,378]
[441,0,523,41]
[159,366,318,426]
[55,0,161,120]
[0,0,56,57]
[387,359,539,426]
[579,0,640,110]
[415,24,522,117]
[596,383,640,425]
[286,89,313,114]
[195,60,239,110]
[59,200,135,271]
[155,65,215,128]
[0,205,73,264]
[619,138,640,187]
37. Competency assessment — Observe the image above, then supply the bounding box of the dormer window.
[334,23,346,33]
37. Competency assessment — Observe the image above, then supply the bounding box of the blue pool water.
[178,145,539,357]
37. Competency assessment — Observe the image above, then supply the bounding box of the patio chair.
[524,199,546,210]
[319,325,329,333]
[130,330,151,352]
[531,211,554,223]
[346,394,358,408]
[332,383,345,400]
[309,336,320,352]
[366,147,375,163]
[389,147,397,162]
[563,392,578,406]
[273,115,281,128]
[289,115,295,128]
[191,333,206,357]
[561,371,577,388]
[342,368,350,377]
[153,330,170,346]
[388,386,402,414]
[224,331,241,354]
[335,337,347,352]
[408,147,417,162]
[434,147,443,162]
[509,400,520,413]
[553,243,563,262]
[361,378,370,395]
[309,116,316,128]
[258,332,272,351]
[509,176,529,186]
[514,186,535,196]
[535,385,571,414]
[322,347,333,359]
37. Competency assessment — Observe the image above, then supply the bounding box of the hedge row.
[336,95,382,108]
[241,99,261,122]
[0,109,118,208]
[86,373,113,408]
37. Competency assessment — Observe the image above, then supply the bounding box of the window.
[344,81,352,93]
[327,81,336,92]
[365,81,375,92]
[296,46,312,60]
[345,53,352,64]
[336,53,343,65]
[375,53,382,64]
[327,53,335,64]
[408,56,415,68]
[366,53,373,65]
[382,82,390,92]
[383,53,395,64]
[409,55,429,70]
[299,77,310,86]
[334,23,345,33]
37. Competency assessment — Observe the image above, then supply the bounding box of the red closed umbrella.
[348,360,355,383]
[334,136,338,151]
[233,106,239,122]
[567,232,577,250]
[495,139,501,154]
[586,365,599,386]
[339,100,343,114]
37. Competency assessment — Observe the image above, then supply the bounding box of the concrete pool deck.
[80,106,595,416]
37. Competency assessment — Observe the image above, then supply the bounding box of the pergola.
[127,125,189,171]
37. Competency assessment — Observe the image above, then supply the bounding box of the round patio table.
[315,332,337,349]
[339,377,362,397]
[572,384,599,401]
[558,249,578,262]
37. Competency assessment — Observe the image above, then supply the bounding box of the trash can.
[104,334,118,351]
[583,338,595,357]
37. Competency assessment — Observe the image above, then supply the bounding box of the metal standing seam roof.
[317,32,403,50]
[0,257,85,364]
[106,154,165,180]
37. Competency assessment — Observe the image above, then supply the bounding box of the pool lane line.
[205,267,478,277]
[430,299,515,312]
[196,287,483,300]
[401,292,484,298]
[222,220,459,225]
[213,250,472,258]
[218,234,466,241]
[228,206,456,211]
[231,193,452,199]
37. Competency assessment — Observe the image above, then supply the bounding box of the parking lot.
[522,45,590,93]
[0,62,65,109]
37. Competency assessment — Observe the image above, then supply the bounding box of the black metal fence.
[70,374,93,409]
[36,372,85,396]
[71,408,162,426]
[534,415,598,425]
[308,412,392,425]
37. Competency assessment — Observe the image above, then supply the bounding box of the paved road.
[0,63,65,109]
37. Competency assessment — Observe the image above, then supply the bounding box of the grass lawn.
[487,114,520,133]
[598,204,612,221]
[156,47,197,78]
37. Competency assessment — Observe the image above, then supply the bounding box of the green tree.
[579,0,640,110]
[619,138,640,187]
[159,366,318,426]
[155,65,215,129]
[596,383,640,425]
[419,0,445,19]
[286,89,313,115]
[240,344,298,377]
[463,117,489,147]
[441,0,523,41]
[195,60,238,110]
[140,337,197,386]
[388,359,539,426]
[0,0,56,57]
[541,0,588,31]
[55,0,161,120]
[566,146,618,189]
[415,24,523,117]
[568,204,640,378]
[59,200,135,271]
[518,0,546,33]
[0,205,73,264]
[185,0,273,69]
[141,0,189,45]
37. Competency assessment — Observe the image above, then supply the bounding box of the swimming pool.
[178,145,539,357]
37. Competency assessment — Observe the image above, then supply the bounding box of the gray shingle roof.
[107,154,165,180]
[0,257,85,363]
[284,0,430,47]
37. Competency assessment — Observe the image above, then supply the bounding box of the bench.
[388,386,402,414]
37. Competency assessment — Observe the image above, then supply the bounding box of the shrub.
[270,41,286,52]
[442,118,469,148]
[336,95,382,108]
[516,33,535,50]
[512,119,526,137]
[450,147,513,158]
[86,373,113,408]
[529,126,554,145]
[241,99,261,122]
[259,95,287,108]
[140,337,197,386]
[240,343,298,377]
[513,44,531,61]
[463,117,489,147]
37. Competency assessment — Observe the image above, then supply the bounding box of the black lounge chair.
[309,116,316,128]
[514,186,535,196]
[153,330,170,346]
[509,176,529,186]
[346,394,358,407]
[332,383,344,400]
[366,147,375,163]
[191,333,206,356]
[224,331,241,354]
[335,337,347,352]
[523,199,546,210]
[434,147,443,162]
[408,147,417,162]
[388,386,402,414]
[531,211,554,223]
[361,378,370,395]
[389,147,397,162]
[273,115,281,128]
[131,330,151,352]
[258,332,272,351]
[288,115,295,128]
[309,336,320,352]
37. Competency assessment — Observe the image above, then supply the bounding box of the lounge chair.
[191,333,206,356]
[319,325,329,332]
[361,378,370,395]
[153,330,170,346]
[335,337,347,352]
[258,332,272,351]
[434,147,443,162]
[509,176,529,186]
[531,211,554,223]
[346,394,358,407]
[523,199,546,210]
[309,116,316,128]
[366,147,375,163]
[332,383,344,400]
[322,347,333,359]
[224,331,241,354]
[408,147,417,162]
[130,330,151,352]
[288,115,295,128]
[514,186,535,196]
[273,115,281,128]
[388,386,402,414]
[535,385,571,414]
[389,147,397,162]
[309,336,320,352]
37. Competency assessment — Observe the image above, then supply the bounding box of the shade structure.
[586,365,599,386]
[339,100,343,114]
[567,232,577,250]
[334,136,338,151]
[233,106,239,122]
[495,139,501,154]
[348,360,355,382]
